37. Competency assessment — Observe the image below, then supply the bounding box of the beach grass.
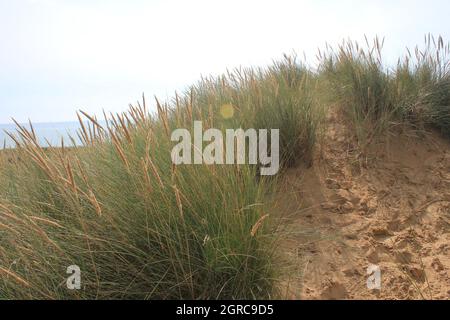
[0,36,449,299]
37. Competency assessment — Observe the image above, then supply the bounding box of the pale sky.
[1,0,449,124]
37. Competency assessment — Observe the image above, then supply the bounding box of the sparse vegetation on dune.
[320,35,450,146]
[0,36,449,299]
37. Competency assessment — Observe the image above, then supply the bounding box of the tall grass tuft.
[0,55,322,299]
[0,105,275,299]
[320,35,450,144]
[188,55,321,168]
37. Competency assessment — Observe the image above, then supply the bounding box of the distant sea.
[0,121,84,148]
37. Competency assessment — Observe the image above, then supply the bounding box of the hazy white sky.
[0,0,449,124]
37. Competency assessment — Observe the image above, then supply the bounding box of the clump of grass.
[247,56,321,167]
[0,102,279,299]
[320,35,450,145]
[320,37,408,144]
[0,54,323,299]
[188,55,322,169]
[410,35,450,138]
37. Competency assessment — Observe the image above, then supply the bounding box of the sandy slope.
[276,109,450,300]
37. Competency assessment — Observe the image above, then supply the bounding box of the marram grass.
[0,36,449,299]
[0,57,319,299]
[320,34,450,146]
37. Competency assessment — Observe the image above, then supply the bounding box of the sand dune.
[277,107,450,299]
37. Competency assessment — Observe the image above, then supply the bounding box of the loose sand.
[276,108,450,300]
